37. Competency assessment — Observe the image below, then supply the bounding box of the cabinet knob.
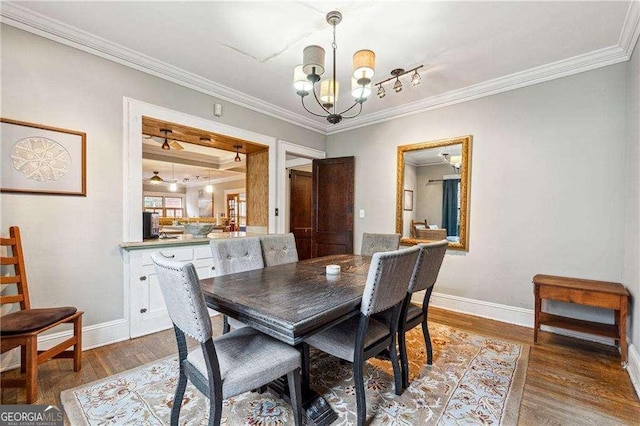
[139,276,147,281]
[140,308,147,314]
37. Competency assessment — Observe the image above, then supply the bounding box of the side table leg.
[533,285,541,343]
[620,297,628,367]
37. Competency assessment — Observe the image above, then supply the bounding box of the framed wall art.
[403,189,413,211]
[1,118,86,196]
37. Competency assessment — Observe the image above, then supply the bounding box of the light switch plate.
[359,209,365,218]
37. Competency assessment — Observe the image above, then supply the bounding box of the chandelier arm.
[340,103,364,119]
[337,100,362,116]
[301,96,332,118]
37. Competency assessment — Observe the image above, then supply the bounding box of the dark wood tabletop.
[200,254,372,345]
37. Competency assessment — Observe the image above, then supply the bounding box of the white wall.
[0,25,324,328]
[327,64,628,316]
[625,41,640,381]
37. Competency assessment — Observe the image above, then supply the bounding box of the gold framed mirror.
[396,135,472,251]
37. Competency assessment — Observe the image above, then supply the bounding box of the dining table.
[199,254,372,426]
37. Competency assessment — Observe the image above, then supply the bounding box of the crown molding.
[0,2,327,134]
[619,0,640,56]
[327,0,640,134]
[2,2,638,137]
[327,44,629,134]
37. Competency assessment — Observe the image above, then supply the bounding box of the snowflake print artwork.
[11,136,71,181]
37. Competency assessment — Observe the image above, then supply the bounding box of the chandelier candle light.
[293,11,375,124]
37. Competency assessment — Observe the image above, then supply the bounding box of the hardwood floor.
[2,308,639,424]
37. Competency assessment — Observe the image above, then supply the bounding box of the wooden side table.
[533,274,629,366]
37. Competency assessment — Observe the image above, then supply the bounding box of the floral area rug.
[61,323,529,425]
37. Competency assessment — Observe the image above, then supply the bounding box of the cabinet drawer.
[195,246,213,260]
[141,248,194,265]
[539,285,624,309]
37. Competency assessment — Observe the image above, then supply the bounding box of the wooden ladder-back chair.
[1,226,83,403]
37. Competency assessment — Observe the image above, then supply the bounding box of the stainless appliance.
[142,212,160,239]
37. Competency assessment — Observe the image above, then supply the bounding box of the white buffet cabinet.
[122,241,217,338]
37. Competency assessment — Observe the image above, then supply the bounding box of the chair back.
[259,233,298,266]
[1,226,31,311]
[151,253,212,343]
[361,233,401,256]
[209,237,264,276]
[361,246,419,316]
[408,240,448,293]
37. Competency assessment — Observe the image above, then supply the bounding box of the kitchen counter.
[120,231,262,250]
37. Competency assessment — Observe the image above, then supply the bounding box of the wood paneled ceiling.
[142,116,268,155]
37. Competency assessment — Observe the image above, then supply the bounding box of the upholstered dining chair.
[210,237,264,333]
[305,246,420,426]
[259,233,298,266]
[360,232,401,256]
[0,226,83,403]
[151,253,303,426]
[389,240,448,389]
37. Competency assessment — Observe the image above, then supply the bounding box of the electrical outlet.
[359,209,365,218]
[213,104,222,117]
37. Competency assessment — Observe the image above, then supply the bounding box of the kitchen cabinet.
[123,243,217,338]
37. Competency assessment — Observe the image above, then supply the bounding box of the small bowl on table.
[182,223,214,238]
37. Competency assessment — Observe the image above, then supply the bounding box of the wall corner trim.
[627,343,640,399]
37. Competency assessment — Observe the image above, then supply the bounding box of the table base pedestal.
[268,379,338,425]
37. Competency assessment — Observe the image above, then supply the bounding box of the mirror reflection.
[396,135,471,251]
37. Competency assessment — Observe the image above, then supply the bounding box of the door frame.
[276,140,325,233]
[123,97,277,242]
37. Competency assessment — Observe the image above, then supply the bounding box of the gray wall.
[0,25,324,326]
[416,163,454,229]
[625,42,640,358]
[327,64,628,317]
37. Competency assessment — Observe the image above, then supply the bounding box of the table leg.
[533,284,541,343]
[269,343,338,426]
[614,309,620,347]
[620,297,628,367]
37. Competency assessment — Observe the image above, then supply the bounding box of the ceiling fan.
[143,167,180,191]
[142,129,184,151]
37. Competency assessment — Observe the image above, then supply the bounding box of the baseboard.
[426,291,534,327]
[627,343,640,398]
[1,318,129,372]
[425,291,620,346]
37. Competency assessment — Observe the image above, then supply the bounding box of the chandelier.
[293,11,375,124]
[441,153,462,174]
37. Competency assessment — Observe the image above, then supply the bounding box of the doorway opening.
[124,98,277,242]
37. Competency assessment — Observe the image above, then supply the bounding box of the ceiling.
[2,2,638,134]
[405,143,461,166]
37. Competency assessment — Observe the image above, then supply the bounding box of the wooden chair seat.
[1,307,77,335]
[1,226,83,403]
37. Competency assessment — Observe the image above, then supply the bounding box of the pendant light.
[233,145,242,162]
[161,129,172,150]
